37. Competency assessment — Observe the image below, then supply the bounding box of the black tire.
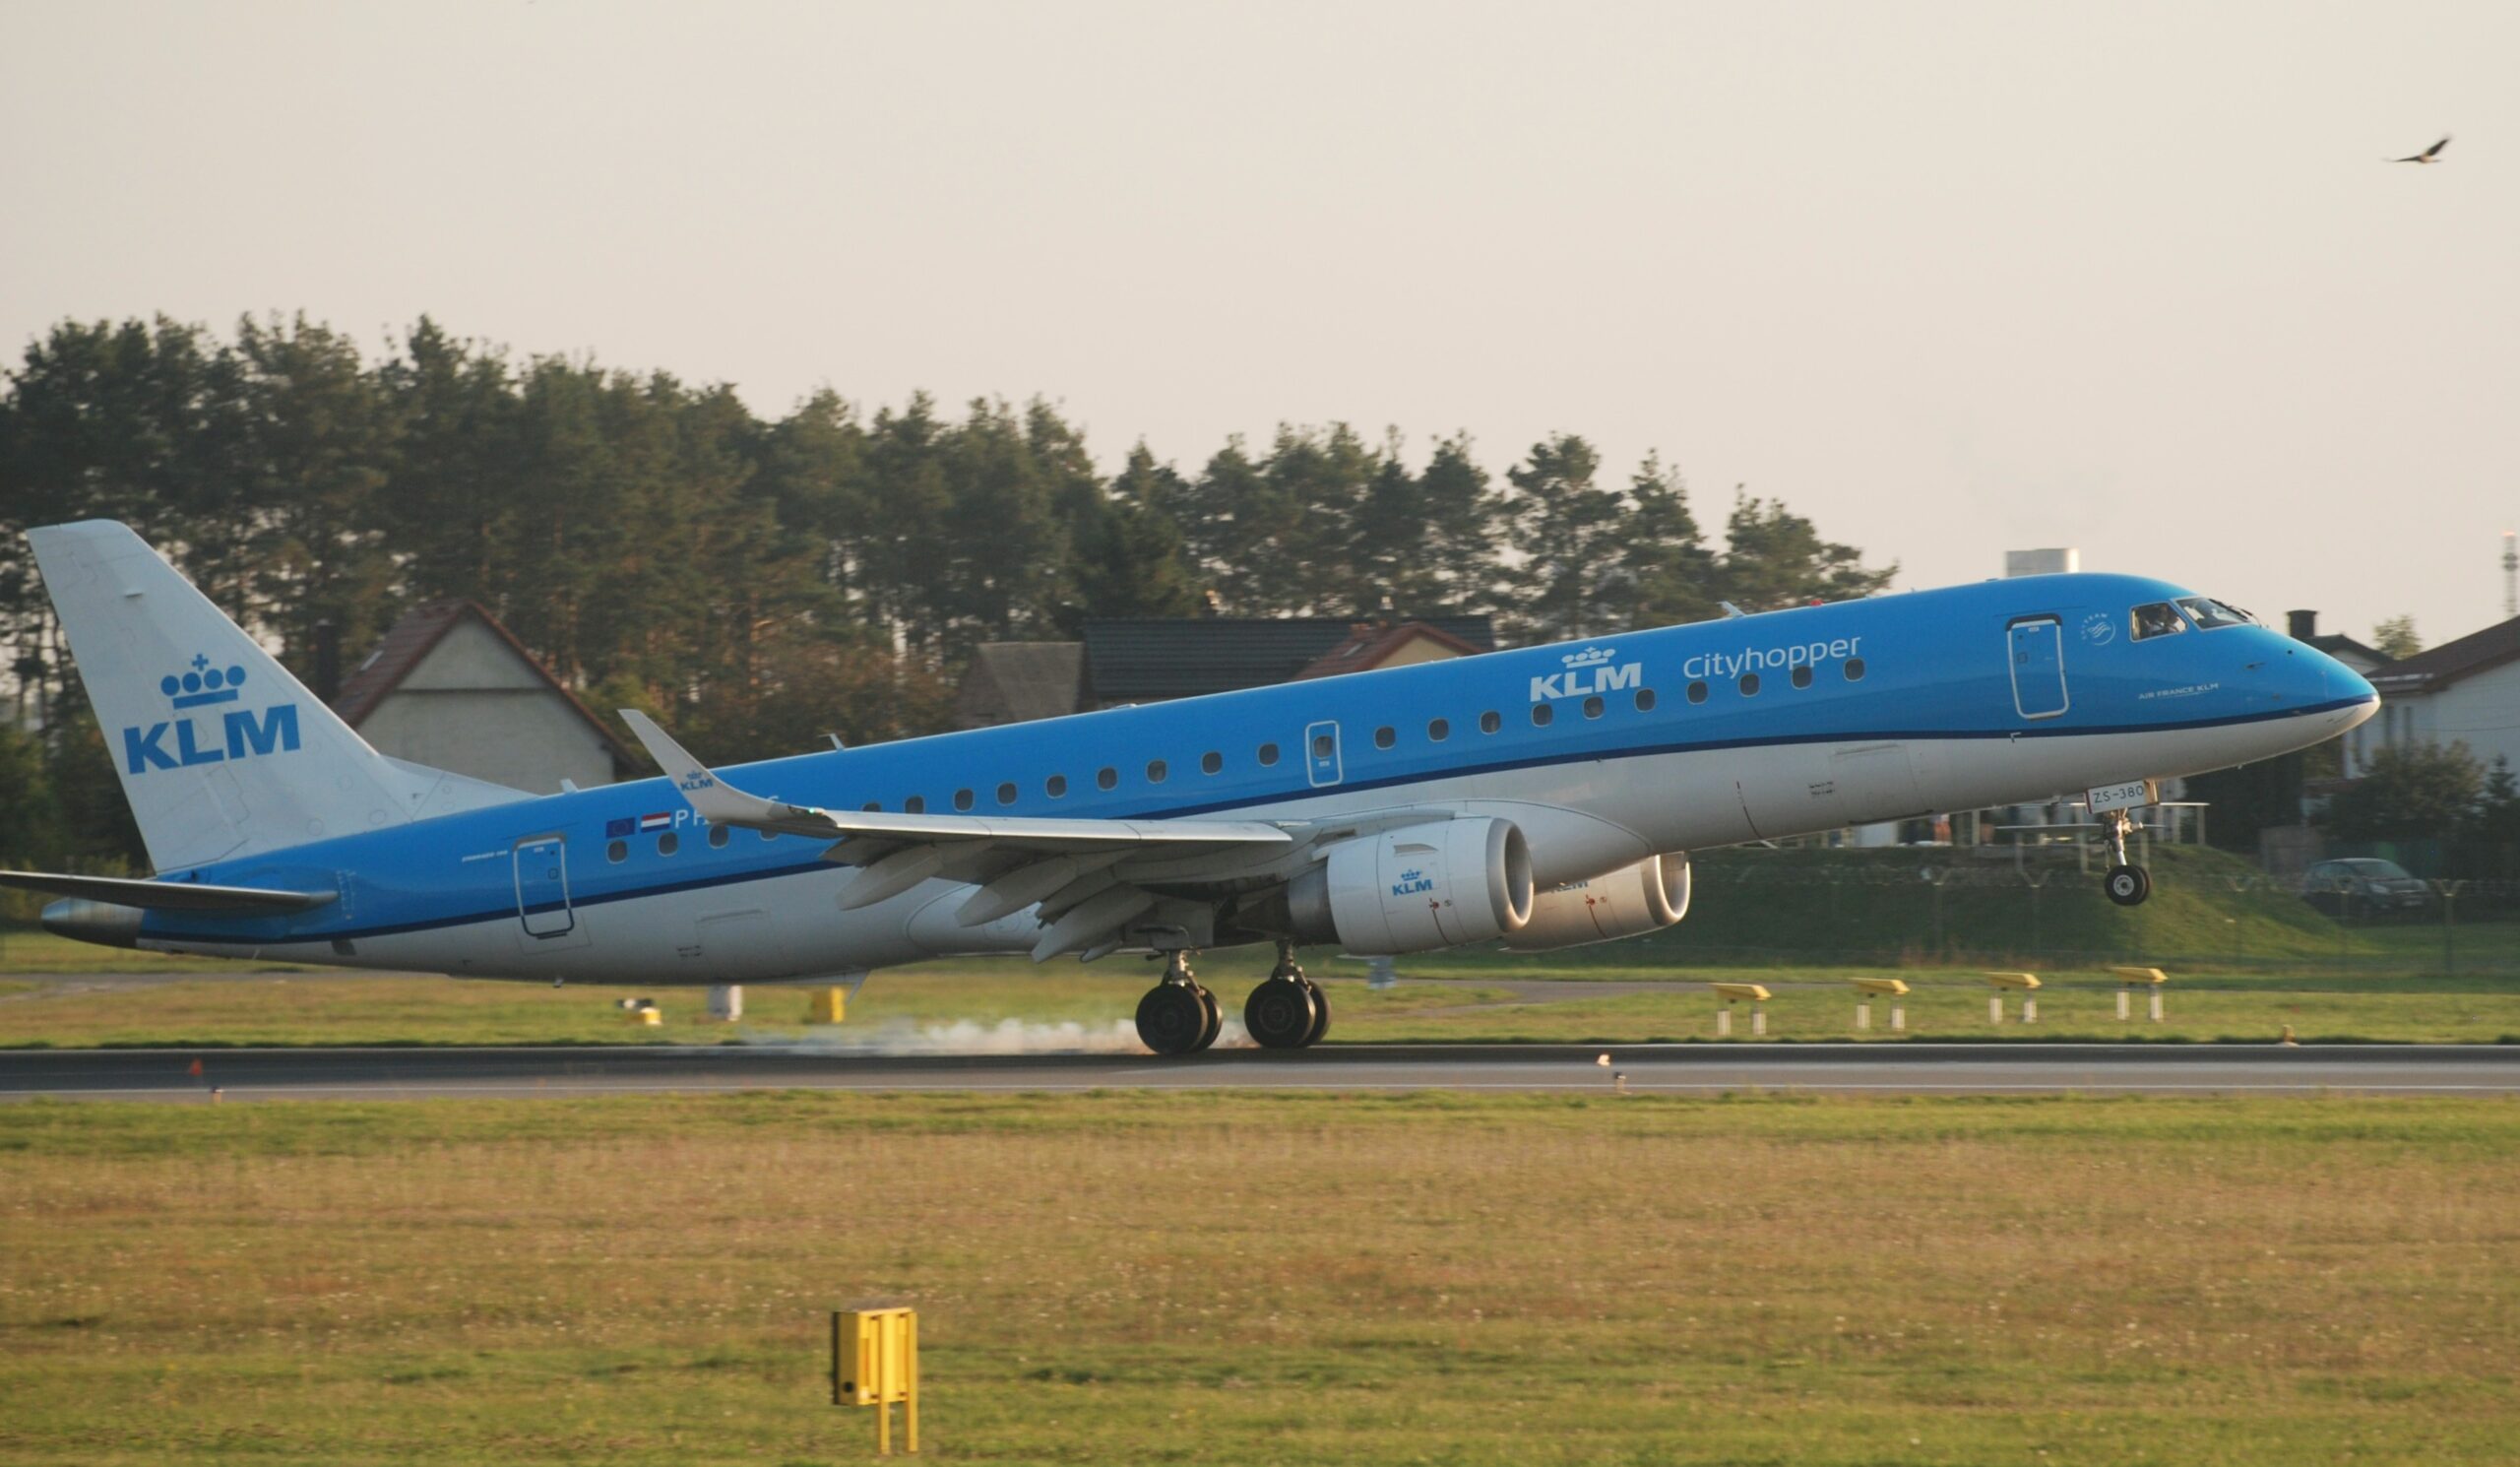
[1299,978,1331,1047]
[1243,978,1318,1050]
[1192,985,1223,1052]
[2106,864,2151,907]
[1135,983,1209,1055]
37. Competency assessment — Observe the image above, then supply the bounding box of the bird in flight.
[2389,135,2451,164]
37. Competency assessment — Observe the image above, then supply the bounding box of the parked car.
[2300,858,2434,918]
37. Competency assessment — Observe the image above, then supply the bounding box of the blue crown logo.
[1398,868,1424,883]
[1561,645,1616,669]
[159,653,247,710]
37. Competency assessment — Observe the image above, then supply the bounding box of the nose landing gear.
[2102,808,2152,907]
[1134,950,1222,1055]
[1244,941,1330,1050]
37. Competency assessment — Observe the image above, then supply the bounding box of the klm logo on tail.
[121,655,301,774]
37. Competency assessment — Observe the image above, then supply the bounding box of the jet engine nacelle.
[1501,853,1691,952]
[1280,817,1534,955]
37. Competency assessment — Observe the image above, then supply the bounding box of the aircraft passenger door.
[2007,617,2069,720]
[512,834,585,943]
[1304,720,1344,788]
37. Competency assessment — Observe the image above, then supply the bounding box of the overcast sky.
[5,1,2513,649]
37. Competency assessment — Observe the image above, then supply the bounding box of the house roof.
[2367,615,2520,697]
[1293,620,1485,680]
[2308,632,2389,668]
[1080,615,1496,703]
[332,600,638,771]
[955,642,1087,727]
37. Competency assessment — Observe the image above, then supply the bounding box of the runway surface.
[4,1043,2517,1100]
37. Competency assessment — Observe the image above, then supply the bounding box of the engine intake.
[1502,853,1690,952]
[1277,817,1534,955]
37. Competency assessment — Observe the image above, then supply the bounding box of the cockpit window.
[2177,597,2253,630]
[2130,602,2187,641]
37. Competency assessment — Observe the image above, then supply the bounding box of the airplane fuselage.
[103,571,2375,983]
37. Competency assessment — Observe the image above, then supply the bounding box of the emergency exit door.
[2007,617,2069,720]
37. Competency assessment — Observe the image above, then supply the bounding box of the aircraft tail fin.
[26,520,525,873]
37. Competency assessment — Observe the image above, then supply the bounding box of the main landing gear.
[2102,808,2152,907]
[1134,950,1223,1056]
[1242,941,1331,1051]
[1131,942,1331,1056]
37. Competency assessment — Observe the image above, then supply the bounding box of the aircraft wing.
[621,712,1296,952]
[0,869,338,914]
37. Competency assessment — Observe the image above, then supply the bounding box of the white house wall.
[354,621,615,793]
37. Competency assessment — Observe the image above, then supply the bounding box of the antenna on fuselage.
[826,734,846,750]
[1719,602,1747,619]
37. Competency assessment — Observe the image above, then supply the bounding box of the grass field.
[7,958,2519,1049]
[2,1091,2514,1465]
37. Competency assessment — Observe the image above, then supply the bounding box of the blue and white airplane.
[7,521,2377,1054]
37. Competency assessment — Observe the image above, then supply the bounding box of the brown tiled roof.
[332,600,638,772]
[1293,620,1485,680]
[1081,615,1496,702]
[2368,615,2520,696]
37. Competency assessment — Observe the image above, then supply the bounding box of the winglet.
[619,709,789,829]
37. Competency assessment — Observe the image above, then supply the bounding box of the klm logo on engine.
[1391,866,1433,897]
[121,655,301,775]
[1530,645,1640,703]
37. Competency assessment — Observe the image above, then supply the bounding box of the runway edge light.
[1984,972,2041,1025]
[833,1305,918,1454]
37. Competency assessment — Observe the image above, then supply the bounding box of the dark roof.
[2368,615,2520,697]
[2308,632,2388,667]
[332,600,638,771]
[955,643,1086,728]
[1293,620,1486,680]
[1081,615,1497,703]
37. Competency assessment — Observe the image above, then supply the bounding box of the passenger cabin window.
[1634,688,1657,712]
[996,782,1017,805]
[954,789,975,811]
[1791,666,1813,689]
[1374,726,1396,749]
[904,796,925,813]
[1582,695,1604,719]
[1686,681,1708,704]
[1146,759,1168,784]
[1098,767,1118,790]
[1046,774,1067,797]
[1531,704,1554,727]
[1312,733,1335,758]
[658,832,678,856]
[607,839,627,862]
[1201,751,1223,775]
[1257,742,1280,767]
[1428,718,1450,741]
[2130,602,2186,640]
[1480,711,1502,734]
[1739,673,1761,696]
[708,825,729,849]
[1845,658,1866,681]
[2178,597,2252,630]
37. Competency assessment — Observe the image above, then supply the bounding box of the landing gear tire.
[1136,952,1215,1056]
[2106,864,2152,907]
[1244,978,1318,1050]
[1299,977,1331,1046]
[1192,984,1223,1052]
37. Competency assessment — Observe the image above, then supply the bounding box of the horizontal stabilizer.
[0,869,337,914]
